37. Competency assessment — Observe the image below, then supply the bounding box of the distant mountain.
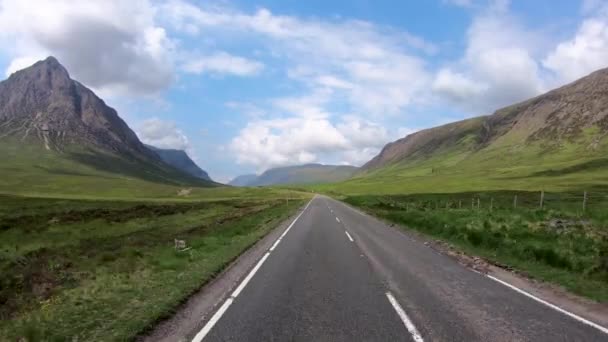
[234,164,358,187]
[229,174,258,186]
[146,145,211,181]
[0,57,215,189]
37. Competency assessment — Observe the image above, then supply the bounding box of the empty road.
[189,196,608,341]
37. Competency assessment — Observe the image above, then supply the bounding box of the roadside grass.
[0,194,307,341]
[344,192,608,302]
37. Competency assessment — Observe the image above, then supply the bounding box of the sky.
[0,0,607,183]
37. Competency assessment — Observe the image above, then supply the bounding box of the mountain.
[0,57,157,158]
[146,145,211,181]
[0,57,216,195]
[235,164,358,187]
[229,174,258,187]
[343,67,608,194]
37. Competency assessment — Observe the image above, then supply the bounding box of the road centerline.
[345,230,354,242]
[386,292,424,342]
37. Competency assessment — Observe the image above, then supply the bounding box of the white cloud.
[543,11,608,82]
[137,118,190,150]
[182,52,264,76]
[432,2,545,113]
[229,116,390,171]
[0,0,174,95]
[432,68,487,102]
[161,1,435,116]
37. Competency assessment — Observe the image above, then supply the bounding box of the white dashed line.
[386,292,424,342]
[344,231,354,242]
[336,217,340,223]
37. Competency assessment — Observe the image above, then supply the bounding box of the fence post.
[477,197,480,210]
[472,197,475,210]
[539,191,544,209]
[513,195,517,209]
[583,191,588,212]
[459,200,462,209]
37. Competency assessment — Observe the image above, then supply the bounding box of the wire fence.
[377,190,608,219]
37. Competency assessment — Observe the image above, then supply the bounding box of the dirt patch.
[0,249,73,320]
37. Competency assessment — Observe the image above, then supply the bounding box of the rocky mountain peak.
[0,57,154,159]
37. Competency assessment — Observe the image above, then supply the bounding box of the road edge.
[331,196,608,331]
[139,199,312,342]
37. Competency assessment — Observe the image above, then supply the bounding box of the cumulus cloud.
[431,2,545,113]
[543,8,608,83]
[137,118,190,150]
[230,116,390,171]
[182,52,264,76]
[0,0,174,95]
[161,0,437,169]
[161,1,435,116]
[432,68,487,102]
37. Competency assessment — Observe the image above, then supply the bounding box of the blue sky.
[0,0,607,182]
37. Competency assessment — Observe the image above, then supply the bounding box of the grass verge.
[0,194,306,341]
[344,193,608,302]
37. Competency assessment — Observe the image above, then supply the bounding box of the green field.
[0,192,308,341]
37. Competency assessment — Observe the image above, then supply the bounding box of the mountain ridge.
[230,164,358,186]
[146,145,211,181]
[361,66,608,174]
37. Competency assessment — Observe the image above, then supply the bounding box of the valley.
[2,52,608,341]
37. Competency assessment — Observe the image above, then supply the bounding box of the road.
[190,196,608,342]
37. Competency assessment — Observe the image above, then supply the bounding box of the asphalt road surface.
[192,196,608,342]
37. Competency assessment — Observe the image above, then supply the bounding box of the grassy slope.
[0,138,219,199]
[0,194,308,340]
[316,126,608,196]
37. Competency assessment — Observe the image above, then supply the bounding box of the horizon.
[1,0,606,182]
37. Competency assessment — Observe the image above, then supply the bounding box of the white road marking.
[386,292,424,342]
[191,298,234,342]
[192,198,313,341]
[279,199,312,240]
[336,217,340,223]
[332,197,608,336]
[345,231,354,242]
[231,252,270,297]
[486,275,608,335]
[269,238,281,251]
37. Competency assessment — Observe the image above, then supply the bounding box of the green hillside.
[0,138,223,199]
[318,67,608,196]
